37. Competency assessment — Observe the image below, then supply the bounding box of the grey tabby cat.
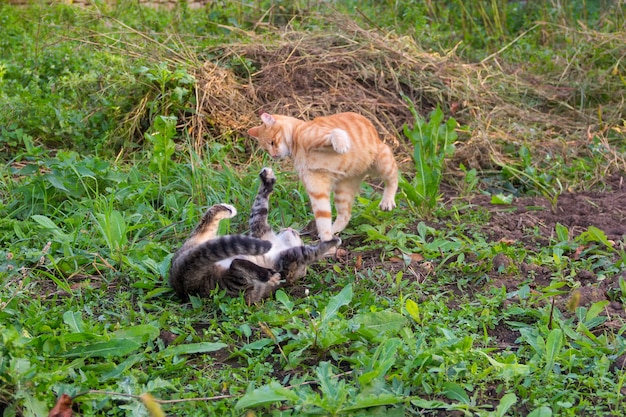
[169,167,340,304]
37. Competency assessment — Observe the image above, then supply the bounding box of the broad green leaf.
[75,165,96,177]
[320,283,352,323]
[358,338,402,385]
[350,311,406,341]
[31,214,72,242]
[235,381,299,409]
[413,146,428,199]
[158,342,227,358]
[555,223,569,242]
[94,209,128,251]
[63,333,99,344]
[20,391,49,417]
[46,174,70,192]
[411,398,454,410]
[316,361,340,400]
[527,406,552,417]
[583,315,607,330]
[359,224,391,242]
[405,298,420,323]
[399,175,423,206]
[585,300,609,322]
[62,339,141,358]
[577,225,612,248]
[144,287,173,300]
[491,194,514,205]
[423,238,463,253]
[443,382,470,405]
[275,289,294,313]
[242,338,273,350]
[544,329,563,374]
[340,393,405,411]
[63,310,85,333]
[417,221,429,239]
[114,324,160,344]
[493,393,517,417]
[476,350,530,379]
[102,354,144,381]
[31,214,60,230]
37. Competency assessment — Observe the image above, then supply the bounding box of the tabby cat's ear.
[260,113,276,127]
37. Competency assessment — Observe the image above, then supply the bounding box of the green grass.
[1,1,625,416]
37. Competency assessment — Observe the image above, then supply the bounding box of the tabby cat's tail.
[169,235,272,298]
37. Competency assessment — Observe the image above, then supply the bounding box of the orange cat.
[248,112,398,242]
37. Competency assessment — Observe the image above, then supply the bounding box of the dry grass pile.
[190,61,258,154]
[193,17,624,171]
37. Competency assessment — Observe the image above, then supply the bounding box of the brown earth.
[342,173,626,342]
[467,174,626,344]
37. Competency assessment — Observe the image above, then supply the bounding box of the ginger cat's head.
[247,113,292,159]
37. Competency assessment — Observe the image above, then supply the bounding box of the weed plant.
[1,1,625,417]
[400,102,457,216]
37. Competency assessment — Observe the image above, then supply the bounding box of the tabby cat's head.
[277,227,303,247]
[248,113,292,159]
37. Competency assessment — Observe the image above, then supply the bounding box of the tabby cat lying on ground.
[169,167,340,304]
[248,112,398,242]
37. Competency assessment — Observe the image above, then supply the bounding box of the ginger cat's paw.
[379,199,396,211]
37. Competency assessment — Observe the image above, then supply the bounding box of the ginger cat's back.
[291,112,381,177]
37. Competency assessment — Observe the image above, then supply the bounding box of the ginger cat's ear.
[260,113,276,127]
[248,126,260,138]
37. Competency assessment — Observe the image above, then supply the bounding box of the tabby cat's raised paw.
[216,203,237,218]
[259,167,276,187]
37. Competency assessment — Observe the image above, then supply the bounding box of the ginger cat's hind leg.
[332,177,362,235]
[375,144,399,211]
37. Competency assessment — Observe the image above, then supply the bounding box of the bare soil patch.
[470,174,626,245]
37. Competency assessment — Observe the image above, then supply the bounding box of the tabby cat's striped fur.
[169,168,340,304]
[248,112,399,242]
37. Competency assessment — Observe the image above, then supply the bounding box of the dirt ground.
[382,173,625,355]
[336,173,626,346]
[466,173,626,350]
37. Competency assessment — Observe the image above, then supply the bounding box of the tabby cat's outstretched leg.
[190,204,237,245]
[276,237,341,285]
[249,167,276,238]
